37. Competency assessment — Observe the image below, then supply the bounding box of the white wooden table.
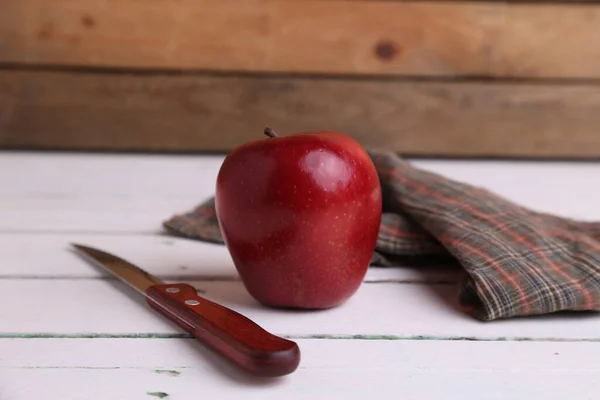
[1,151,599,400]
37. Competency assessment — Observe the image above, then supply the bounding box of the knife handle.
[145,283,300,377]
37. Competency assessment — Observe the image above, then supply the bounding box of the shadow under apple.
[186,279,335,315]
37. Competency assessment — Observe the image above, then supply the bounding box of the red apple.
[215,128,382,309]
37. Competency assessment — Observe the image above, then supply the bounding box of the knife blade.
[71,243,300,377]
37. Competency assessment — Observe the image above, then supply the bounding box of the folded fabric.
[163,149,600,321]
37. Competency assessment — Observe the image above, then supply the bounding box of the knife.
[71,244,300,377]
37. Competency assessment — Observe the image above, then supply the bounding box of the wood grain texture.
[2,70,600,158]
[3,0,600,79]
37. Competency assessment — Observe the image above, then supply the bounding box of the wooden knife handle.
[145,283,300,377]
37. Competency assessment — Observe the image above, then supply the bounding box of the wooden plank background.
[2,0,600,158]
[2,70,600,158]
[3,0,600,78]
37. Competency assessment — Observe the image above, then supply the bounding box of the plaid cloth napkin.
[163,149,600,321]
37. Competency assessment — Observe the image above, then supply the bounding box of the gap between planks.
[8,62,600,85]
[1,332,599,343]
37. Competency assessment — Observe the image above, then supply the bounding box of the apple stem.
[264,127,278,138]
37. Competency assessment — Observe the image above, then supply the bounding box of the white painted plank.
[0,152,223,232]
[0,196,198,233]
[1,279,598,339]
[1,339,598,400]
[1,233,236,278]
[6,369,594,400]
[0,233,457,283]
[1,152,599,233]
[0,152,224,196]
[2,152,600,399]
[3,152,600,213]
